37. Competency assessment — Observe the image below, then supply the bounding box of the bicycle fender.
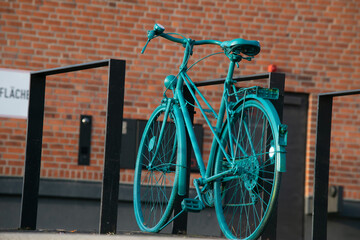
[172,104,188,196]
[236,94,287,172]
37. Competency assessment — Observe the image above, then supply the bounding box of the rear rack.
[231,86,279,100]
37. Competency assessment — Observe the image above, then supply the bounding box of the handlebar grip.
[141,29,155,54]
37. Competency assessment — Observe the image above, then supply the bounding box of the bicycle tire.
[214,98,282,240]
[133,104,183,232]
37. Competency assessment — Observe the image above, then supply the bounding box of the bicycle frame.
[175,67,234,177]
[161,39,240,192]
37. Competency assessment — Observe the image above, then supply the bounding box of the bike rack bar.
[28,60,111,76]
[100,59,126,234]
[19,59,126,234]
[174,72,285,239]
[312,89,360,240]
[262,73,285,240]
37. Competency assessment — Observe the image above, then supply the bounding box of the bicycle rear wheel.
[133,104,182,232]
[214,99,282,240]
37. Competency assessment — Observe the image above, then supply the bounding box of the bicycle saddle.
[221,38,260,56]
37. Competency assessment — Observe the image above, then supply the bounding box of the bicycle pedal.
[181,198,204,212]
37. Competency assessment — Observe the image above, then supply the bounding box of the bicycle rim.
[214,99,281,240]
[133,105,180,232]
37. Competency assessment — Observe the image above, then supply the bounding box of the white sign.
[0,68,30,119]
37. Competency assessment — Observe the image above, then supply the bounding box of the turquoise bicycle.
[133,24,287,240]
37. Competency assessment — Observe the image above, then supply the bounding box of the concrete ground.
[0,231,223,240]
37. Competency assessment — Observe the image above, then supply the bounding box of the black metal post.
[20,73,46,230]
[261,72,285,240]
[172,86,195,234]
[312,95,333,240]
[268,72,285,119]
[99,59,126,234]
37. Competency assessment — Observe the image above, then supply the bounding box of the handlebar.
[141,24,222,54]
[159,32,222,46]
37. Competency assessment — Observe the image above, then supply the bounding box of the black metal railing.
[312,89,360,240]
[20,59,126,234]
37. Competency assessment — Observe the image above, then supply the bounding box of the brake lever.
[141,38,151,54]
[141,30,156,54]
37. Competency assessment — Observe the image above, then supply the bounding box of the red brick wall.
[0,0,359,200]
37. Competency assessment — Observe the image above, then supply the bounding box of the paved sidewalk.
[0,232,223,240]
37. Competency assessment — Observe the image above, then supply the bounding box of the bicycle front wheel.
[133,104,183,232]
[214,99,282,240]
